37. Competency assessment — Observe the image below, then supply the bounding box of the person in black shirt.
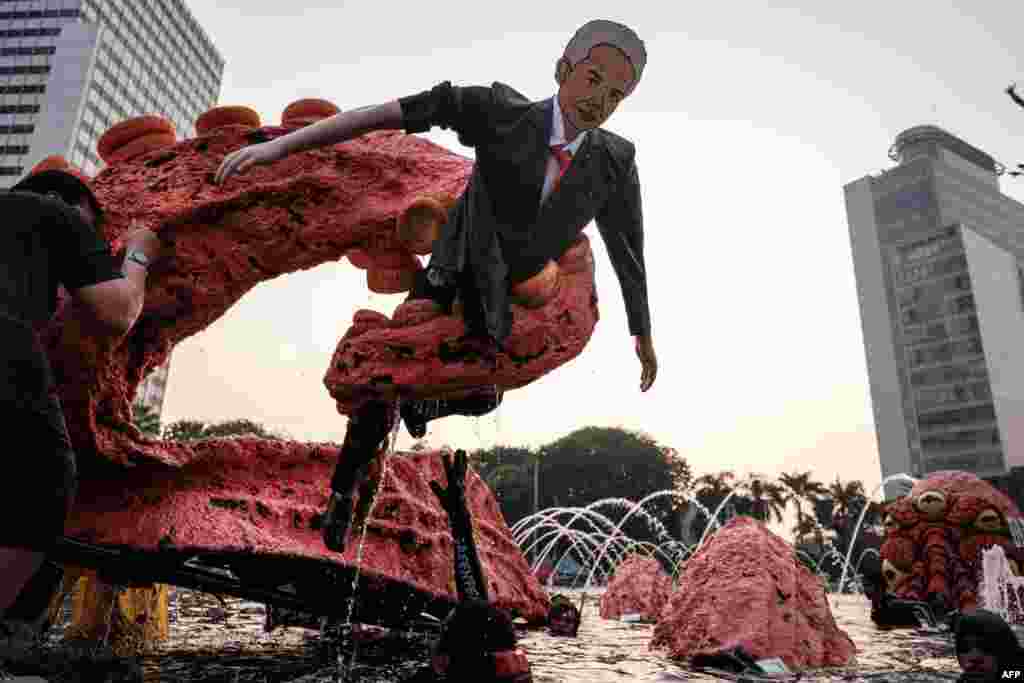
[404,449,532,682]
[0,170,171,653]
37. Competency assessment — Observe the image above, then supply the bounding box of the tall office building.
[1,0,224,421]
[0,0,224,181]
[845,125,1024,484]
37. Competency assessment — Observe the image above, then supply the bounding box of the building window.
[0,65,50,76]
[0,10,80,20]
[0,28,61,38]
[0,104,39,115]
[0,84,45,95]
[0,45,55,57]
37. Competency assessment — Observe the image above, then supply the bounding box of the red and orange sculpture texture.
[876,470,1022,615]
[32,101,602,623]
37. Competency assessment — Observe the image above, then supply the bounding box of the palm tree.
[694,471,736,512]
[743,477,788,524]
[778,471,828,545]
[689,471,738,538]
[793,515,819,550]
[828,478,866,529]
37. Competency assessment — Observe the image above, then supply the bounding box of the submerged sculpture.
[650,517,856,670]
[872,470,1022,621]
[598,554,672,622]
[35,106,603,647]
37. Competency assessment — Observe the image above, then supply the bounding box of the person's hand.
[429,449,469,518]
[214,139,286,185]
[635,335,657,392]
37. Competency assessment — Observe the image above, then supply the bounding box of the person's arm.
[430,450,489,603]
[274,101,404,156]
[216,82,496,184]
[594,158,657,391]
[57,209,168,335]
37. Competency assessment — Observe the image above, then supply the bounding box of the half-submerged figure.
[954,609,1024,682]
[547,594,581,637]
[216,19,658,552]
[404,449,531,682]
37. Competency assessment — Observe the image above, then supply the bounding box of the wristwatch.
[125,249,151,269]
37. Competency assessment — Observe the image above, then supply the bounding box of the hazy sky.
[162,1,1024,498]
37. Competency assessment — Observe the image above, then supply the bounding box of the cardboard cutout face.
[556,44,635,134]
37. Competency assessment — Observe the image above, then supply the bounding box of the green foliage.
[130,403,162,437]
[161,418,283,441]
[471,427,691,546]
[162,419,208,441]
[685,470,872,549]
[779,471,829,544]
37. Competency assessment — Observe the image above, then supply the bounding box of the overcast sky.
[161,1,1024,499]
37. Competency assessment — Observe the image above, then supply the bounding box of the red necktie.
[550,144,572,192]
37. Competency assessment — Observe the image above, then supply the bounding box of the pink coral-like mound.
[65,441,549,624]
[598,555,673,622]
[650,517,855,669]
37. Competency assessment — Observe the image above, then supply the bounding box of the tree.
[692,471,735,513]
[828,477,866,530]
[201,418,281,440]
[778,471,828,545]
[682,471,737,540]
[743,477,788,524]
[470,445,535,526]
[162,419,207,441]
[161,418,283,441]
[471,428,690,545]
[131,403,161,437]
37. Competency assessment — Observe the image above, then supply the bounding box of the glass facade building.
[0,0,224,182]
[846,126,1024,484]
[0,0,224,421]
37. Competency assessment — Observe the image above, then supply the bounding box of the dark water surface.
[43,589,965,682]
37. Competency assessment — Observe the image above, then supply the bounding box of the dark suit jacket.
[400,81,650,343]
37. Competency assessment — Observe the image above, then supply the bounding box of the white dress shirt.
[540,95,588,204]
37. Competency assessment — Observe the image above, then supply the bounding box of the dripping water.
[338,399,403,681]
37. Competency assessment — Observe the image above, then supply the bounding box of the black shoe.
[322,491,354,553]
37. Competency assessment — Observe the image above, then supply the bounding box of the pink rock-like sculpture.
[650,517,855,670]
[325,236,597,411]
[31,121,602,622]
[598,555,673,622]
[875,470,1022,615]
[66,441,548,623]
[39,124,598,470]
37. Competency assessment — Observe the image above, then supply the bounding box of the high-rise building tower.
[1,0,224,424]
[845,125,1024,484]
[0,0,224,182]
